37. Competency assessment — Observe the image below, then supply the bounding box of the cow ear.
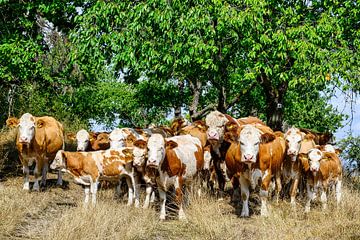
[134,139,147,149]
[122,148,133,158]
[67,132,76,141]
[335,148,342,155]
[260,133,275,143]
[36,119,45,128]
[166,140,178,149]
[304,133,315,141]
[298,153,310,171]
[127,134,137,144]
[6,117,19,128]
[224,132,238,143]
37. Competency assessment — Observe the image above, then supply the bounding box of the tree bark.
[189,79,202,121]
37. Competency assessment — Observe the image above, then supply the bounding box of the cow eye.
[255,142,259,145]
[240,142,244,146]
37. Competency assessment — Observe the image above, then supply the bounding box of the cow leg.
[275,172,282,204]
[260,170,272,216]
[320,188,327,210]
[23,165,30,190]
[41,160,49,187]
[239,175,250,217]
[84,186,90,204]
[57,170,63,186]
[143,184,153,209]
[134,174,140,208]
[290,178,299,207]
[175,177,186,220]
[231,176,240,204]
[33,161,42,191]
[158,189,167,220]
[91,181,98,206]
[125,176,134,206]
[305,183,314,213]
[335,180,342,205]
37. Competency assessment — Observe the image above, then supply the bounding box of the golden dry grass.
[1,128,360,240]
[1,174,360,240]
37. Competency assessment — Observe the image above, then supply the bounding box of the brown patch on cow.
[298,153,310,172]
[165,140,178,150]
[179,123,208,147]
[237,116,266,126]
[64,152,99,181]
[260,133,276,143]
[161,149,185,177]
[133,139,147,149]
[6,117,20,128]
[194,145,204,171]
[92,132,110,150]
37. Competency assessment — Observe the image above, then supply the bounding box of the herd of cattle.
[5,111,342,220]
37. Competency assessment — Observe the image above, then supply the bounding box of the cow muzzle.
[207,131,219,141]
[242,154,256,163]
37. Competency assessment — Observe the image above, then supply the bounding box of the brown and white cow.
[146,134,204,220]
[205,111,239,198]
[304,148,342,212]
[68,129,110,151]
[50,148,137,205]
[283,127,317,206]
[170,117,191,135]
[6,113,64,190]
[236,124,286,216]
[298,128,333,145]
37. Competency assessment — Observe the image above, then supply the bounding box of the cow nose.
[19,136,28,142]
[147,159,157,166]
[207,131,219,140]
[287,149,296,155]
[244,154,253,162]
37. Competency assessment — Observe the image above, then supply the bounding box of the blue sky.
[331,91,360,141]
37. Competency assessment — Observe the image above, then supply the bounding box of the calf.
[6,113,64,190]
[67,129,110,151]
[283,128,316,206]
[50,148,136,205]
[147,134,204,220]
[237,124,286,216]
[304,148,342,212]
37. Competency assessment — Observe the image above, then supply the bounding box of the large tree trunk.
[189,79,202,121]
[174,80,184,118]
[258,71,288,131]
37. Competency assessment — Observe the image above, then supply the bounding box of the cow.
[6,113,64,191]
[205,111,239,198]
[146,134,204,220]
[304,148,342,212]
[177,120,212,195]
[68,129,110,151]
[50,148,137,205]
[298,128,333,145]
[235,124,286,216]
[283,127,317,206]
[170,117,190,135]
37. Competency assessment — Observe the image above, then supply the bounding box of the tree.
[71,0,359,130]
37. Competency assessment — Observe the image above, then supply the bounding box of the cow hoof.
[33,183,40,191]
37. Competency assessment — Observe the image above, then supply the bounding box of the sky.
[331,90,360,141]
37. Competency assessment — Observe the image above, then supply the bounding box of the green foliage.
[339,135,360,176]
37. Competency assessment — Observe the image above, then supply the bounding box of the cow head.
[51,150,66,170]
[205,111,229,145]
[92,132,110,150]
[109,128,126,149]
[307,148,323,173]
[76,129,90,151]
[8,113,37,144]
[239,125,275,165]
[146,134,165,168]
[284,127,305,161]
[133,139,148,168]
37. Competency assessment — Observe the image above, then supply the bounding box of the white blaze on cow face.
[147,134,165,168]
[285,128,303,160]
[308,149,322,172]
[76,129,90,151]
[239,125,261,164]
[205,111,229,143]
[109,128,126,149]
[51,150,66,170]
[18,113,36,144]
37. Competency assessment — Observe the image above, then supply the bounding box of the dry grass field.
[1,128,360,240]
